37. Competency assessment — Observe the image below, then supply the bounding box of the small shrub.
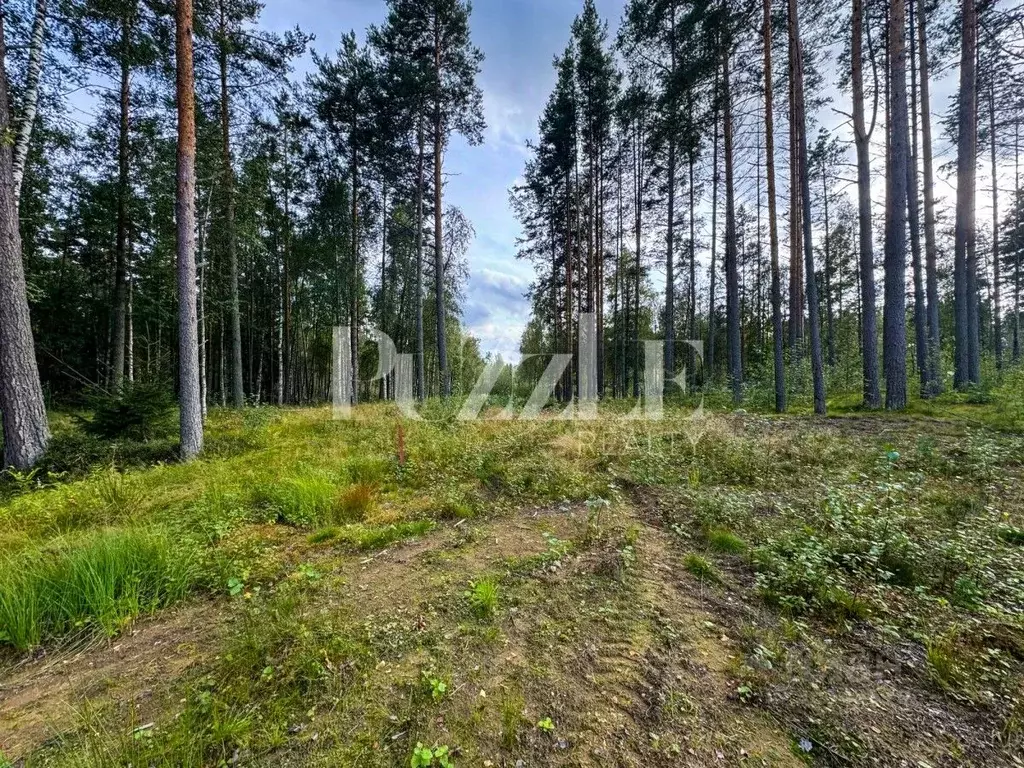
[926,632,969,692]
[465,578,498,618]
[410,743,453,768]
[421,670,448,702]
[500,688,526,749]
[80,382,177,442]
[951,575,985,609]
[308,527,340,544]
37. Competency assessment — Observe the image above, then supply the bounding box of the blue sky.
[260,0,627,363]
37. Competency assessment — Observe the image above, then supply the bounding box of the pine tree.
[177,0,202,458]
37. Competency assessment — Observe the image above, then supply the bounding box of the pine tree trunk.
[791,0,826,414]
[764,0,786,413]
[990,81,1002,370]
[852,0,880,408]
[176,0,203,459]
[111,12,133,391]
[821,159,836,367]
[916,0,942,393]
[883,0,909,410]
[11,0,45,205]
[415,118,426,400]
[708,71,720,379]
[908,0,927,396]
[723,47,742,404]
[0,5,49,470]
[433,17,450,398]
[219,0,244,408]
[788,41,804,352]
[954,0,978,389]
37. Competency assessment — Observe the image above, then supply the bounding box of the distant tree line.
[0,0,492,468]
[513,0,1024,413]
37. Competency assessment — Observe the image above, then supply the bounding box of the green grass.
[682,553,720,583]
[466,577,499,618]
[0,527,196,650]
[707,527,747,554]
[5,385,1024,765]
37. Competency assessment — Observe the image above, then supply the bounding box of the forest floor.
[1,380,1024,767]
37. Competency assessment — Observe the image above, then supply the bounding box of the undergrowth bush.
[0,528,196,650]
[79,383,177,442]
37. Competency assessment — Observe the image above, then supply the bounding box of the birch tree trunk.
[11,0,46,204]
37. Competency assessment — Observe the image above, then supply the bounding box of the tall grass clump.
[251,473,338,527]
[0,528,196,651]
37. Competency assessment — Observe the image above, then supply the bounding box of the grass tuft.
[466,577,499,618]
[0,528,196,650]
[683,553,720,583]
[707,527,747,554]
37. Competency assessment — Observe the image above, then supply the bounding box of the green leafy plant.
[410,742,453,768]
[422,671,448,702]
[536,716,555,733]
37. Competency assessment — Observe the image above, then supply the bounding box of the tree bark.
[433,14,450,398]
[990,80,1002,370]
[852,0,880,407]
[176,0,203,459]
[764,0,786,413]
[723,47,742,404]
[916,0,941,393]
[111,10,134,390]
[708,70,720,379]
[415,117,426,400]
[884,0,909,410]
[0,3,49,469]
[790,0,826,414]
[954,0,978,389]
[908,0,927,396]
[218,0,244,408]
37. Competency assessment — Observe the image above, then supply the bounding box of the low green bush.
[79,382,177,442]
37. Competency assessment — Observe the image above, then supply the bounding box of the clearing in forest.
[1,396,1023,767]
